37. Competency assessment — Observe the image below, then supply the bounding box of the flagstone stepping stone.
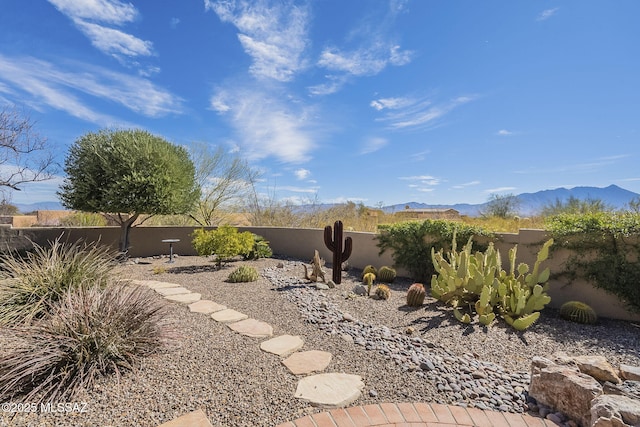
[157,409,212,427]
[211,309,248,323]
[282,350,332,375]
[227,318,273,338]
[134,280,180,290]
[155,286,191,296]
[188,300,227,314]
[165,292,201,304]
[260,335,304,356]
[294,373,364,408]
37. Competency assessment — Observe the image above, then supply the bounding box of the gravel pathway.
[1,255,638,427]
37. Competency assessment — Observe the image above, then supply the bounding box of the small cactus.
[374,284,391,300]
[406,283,426,307]
[361,265,377,279]
[363,272,376,296]
[559,301,598,325]
[377,266,396,283]
[228,265,259,283]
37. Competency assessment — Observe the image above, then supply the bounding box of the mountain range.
[383,185,640,216]
[12,185,640,217]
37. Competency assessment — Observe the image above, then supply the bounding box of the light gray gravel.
[1,255,638,427]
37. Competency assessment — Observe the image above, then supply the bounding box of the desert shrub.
[227,265,259,283]
[192,225,254,268]
[59,212,108,227]
[243,234,273,260]
[545,212,640,312]
[0,237,116,325]
[377,220,494,281]
[0,284,172,403]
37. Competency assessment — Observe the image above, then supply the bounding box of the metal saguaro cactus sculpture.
[324,220,353,284]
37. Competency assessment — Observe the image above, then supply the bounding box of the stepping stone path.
[132,279,364,425]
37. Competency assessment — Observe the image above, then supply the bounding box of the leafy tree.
[482,193,520,218]
[189,143,260,226]
[59,129,200,254]
[0,106,55,195]
[540,196,611,216]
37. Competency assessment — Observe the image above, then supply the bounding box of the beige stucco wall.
[4,225,639,322]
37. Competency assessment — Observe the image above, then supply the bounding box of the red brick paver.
[276,402,556,427]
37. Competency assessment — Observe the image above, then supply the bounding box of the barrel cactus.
[559,301,597,325]
[377,266,396,283]
[406,283,426,307]
[375,284,391,300]
[361,265,377,279]
[228,265,259,283]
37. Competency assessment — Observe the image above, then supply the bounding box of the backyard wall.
[1,225,639,322]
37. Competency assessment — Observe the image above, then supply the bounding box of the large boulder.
[591,394,640,427]
[530,360,603,427]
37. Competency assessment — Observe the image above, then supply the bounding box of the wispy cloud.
[452,181,480,189]
[496,129,514,136]
[485,187,516,193]
[410,150,430,162]
[399,175,441,192]
[372,95,476,130]
[294,168,311,180]
[47,0,154,63]
[279,185,319,193]
[514,155,629,175]
[311,0,412,95]
[0,54,183,124]
[205,0,309,82]
[360,137,388,154]
[170,17,180,29]
[210,85,316,163]
[537,8,559,21]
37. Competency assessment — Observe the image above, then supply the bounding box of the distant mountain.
[15,201,64,213]
[383,185,640,217]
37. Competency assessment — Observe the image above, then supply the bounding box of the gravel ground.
[1,255,639,427]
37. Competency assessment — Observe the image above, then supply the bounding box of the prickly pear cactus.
[377,266,397,283]
[406,283,426,307]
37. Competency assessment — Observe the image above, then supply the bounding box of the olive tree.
[59,129,200,254]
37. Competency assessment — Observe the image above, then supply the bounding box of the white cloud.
[294,168,311,180]
[307,75,347,96]
[360,137,388,154]
[205,0,309,82]
[537,8,559,21]
[210,86,316,163]
[400,175,441,193]
[317,43,412,77]
[399,175,438,181]
[373,95,476,130]
[170,17,180,29]
[279,185,319,193]
[324,196,368,204]
[47,0,138,25]
[496,129,514,136]
[0,54,183,124]
[452,180,480,189]
[74,20,153,57]
[47,0,154,63]
[485,187,516,193]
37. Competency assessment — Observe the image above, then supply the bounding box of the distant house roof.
[401,208,459,214]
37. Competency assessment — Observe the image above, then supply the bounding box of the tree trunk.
[118,213,139,256]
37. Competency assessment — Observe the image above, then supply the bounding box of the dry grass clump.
[0,237,116,325]
[0,284,173,403]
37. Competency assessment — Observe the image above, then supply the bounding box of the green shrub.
[243,234,273,260]
[545,212,640,312]
[59,212,108,227]
[192,225,254,268]
[227,265,259,283]
[0,237,116,325]
[377,220,494,282]
[0,284,172,403]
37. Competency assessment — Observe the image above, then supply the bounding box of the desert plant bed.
[1,255,638,427]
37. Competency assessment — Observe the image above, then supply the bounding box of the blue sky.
[1,0,639,208]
